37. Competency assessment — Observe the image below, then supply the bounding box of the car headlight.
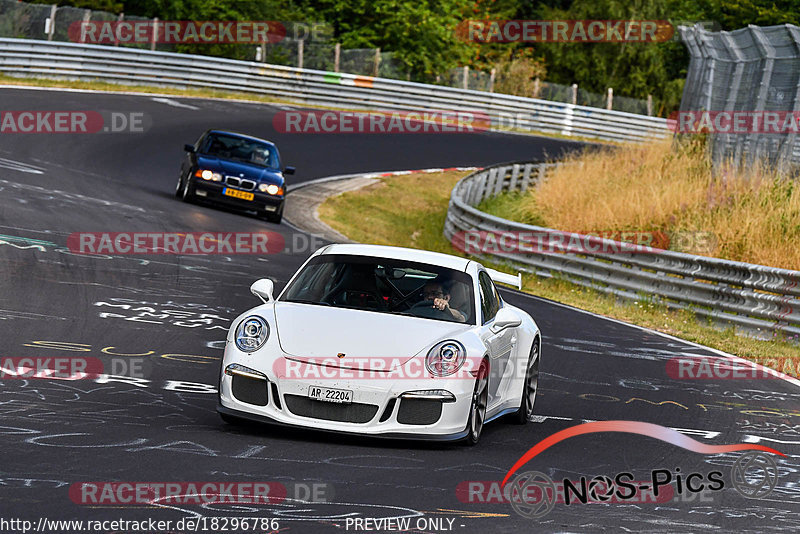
[425,340,466,377]
[259,183,282,195]
[234,316,269,352]
[195,169,223,181]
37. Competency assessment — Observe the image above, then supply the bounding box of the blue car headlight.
[234,316,269,352]
[196,169,223,181]
[425,340,466,377]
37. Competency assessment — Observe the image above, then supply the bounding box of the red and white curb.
[361,167,481,178]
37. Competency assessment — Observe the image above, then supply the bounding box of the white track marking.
[0,157,44,174]
[150,97,200,110]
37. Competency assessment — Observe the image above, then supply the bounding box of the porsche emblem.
[337,353,346,359]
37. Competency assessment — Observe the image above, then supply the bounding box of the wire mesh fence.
[679,23,800,171]
[0,0,51,40]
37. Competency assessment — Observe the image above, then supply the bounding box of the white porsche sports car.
[217,244,541,444]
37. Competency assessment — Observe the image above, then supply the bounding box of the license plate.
[223,188,254,201]
[308,386,353,404]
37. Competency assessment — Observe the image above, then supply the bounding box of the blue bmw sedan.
[177,130,295,223]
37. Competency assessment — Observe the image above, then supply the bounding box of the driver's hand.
[432,297,449,311]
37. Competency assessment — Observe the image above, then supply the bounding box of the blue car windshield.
[201,133,280,169]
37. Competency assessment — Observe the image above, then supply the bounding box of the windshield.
[200,133,280,169]
[280,254,475,324]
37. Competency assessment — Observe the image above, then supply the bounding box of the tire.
[180,173,195,203]
[263,201,284,224]
[464,360,489,445]
[175,172,184,198]
[511,339,540,425]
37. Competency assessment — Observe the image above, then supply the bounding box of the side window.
[478,271,500,323]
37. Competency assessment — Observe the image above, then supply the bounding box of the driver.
[251,146,270,165]
[422,281,466,322]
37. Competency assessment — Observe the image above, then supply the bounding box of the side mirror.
[491,307,522,333]
[184,144,195,153]
[250,278,275,303]
[283,166,296,175]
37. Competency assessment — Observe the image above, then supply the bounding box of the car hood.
[197,155,283,185]
[274,302,470,369]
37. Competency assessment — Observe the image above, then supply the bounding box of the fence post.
[489,68,495,92]
[47,5,56,41]
[462,66,469,89]
[606,88,613,110]
[297,39,304,69]
[533,77,540,98]
[571,83,577,105]
[373,47,380,76]
[785,25,800,172]
[748,25,776,167]
[115,12,123,46]
[151,18,158,51]
[720,32,747,169]
[647,94,653,116]
[334,43,340,72]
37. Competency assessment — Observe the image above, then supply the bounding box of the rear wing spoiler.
[486,268,522,290]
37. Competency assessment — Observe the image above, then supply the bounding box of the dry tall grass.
[500,138,800,269]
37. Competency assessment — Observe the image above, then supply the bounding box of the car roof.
[207,130,275,146]
[319,244,472,271]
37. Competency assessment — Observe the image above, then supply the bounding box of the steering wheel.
[410,299,451,319]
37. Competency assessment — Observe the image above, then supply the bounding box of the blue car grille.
[225,176,256,191]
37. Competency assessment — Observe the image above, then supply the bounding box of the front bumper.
[193,180,283,212]
[218,348,476,440]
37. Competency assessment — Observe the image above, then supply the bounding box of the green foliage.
[298,0,473,81]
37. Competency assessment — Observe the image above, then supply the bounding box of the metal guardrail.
[0,38,669,143]
[444,162,800,338]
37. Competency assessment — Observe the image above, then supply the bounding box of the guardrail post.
[46,5,56,41]
[374,48,380,76]
[520,165,532,192]
[297,39,304,69]
[533,78,540,98]
[647,94,652,116]
[462,66,469,90]
[151,18,158,51]
[334,43,340,72]
[489,68,495,92]
[606,88,613,110]
[509,164,520,190]
[571,83,577,105]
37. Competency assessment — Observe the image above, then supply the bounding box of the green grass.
[319,170,800,378]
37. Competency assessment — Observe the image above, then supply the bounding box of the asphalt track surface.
[0,87,798,533]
